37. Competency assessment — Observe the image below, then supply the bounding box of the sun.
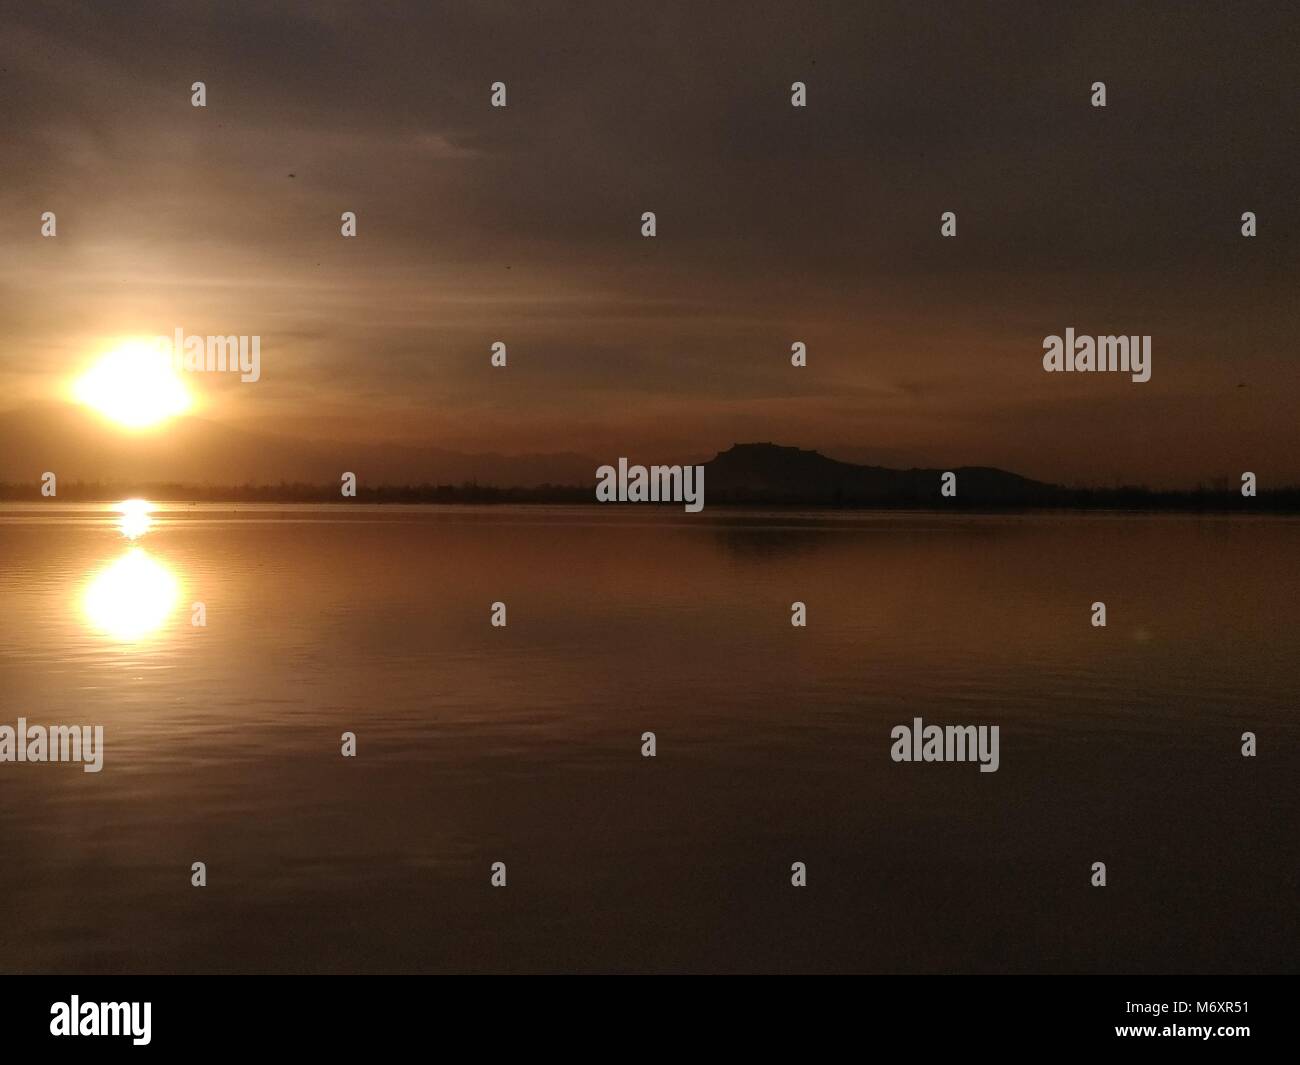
[73,340,192,429]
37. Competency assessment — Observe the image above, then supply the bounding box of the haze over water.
[0,502,1296,973]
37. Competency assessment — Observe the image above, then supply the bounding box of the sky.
[1,0,1297,487]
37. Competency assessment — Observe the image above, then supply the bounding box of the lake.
[0,502,1296,973]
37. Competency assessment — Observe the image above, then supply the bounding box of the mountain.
[15,403,1274,512]
[0,404,1058,503]
[1,411,1291,507]
[704,443,1059,505]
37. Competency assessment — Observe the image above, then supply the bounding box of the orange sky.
[1,2,1297,487]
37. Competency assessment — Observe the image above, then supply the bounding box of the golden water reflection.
[82,547,181,642]
[116,498,154,540]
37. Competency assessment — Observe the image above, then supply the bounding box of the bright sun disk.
[73,341,192,429]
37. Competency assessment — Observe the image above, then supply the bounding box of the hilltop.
[704,443,1058,505]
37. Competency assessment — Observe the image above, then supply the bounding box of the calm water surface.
[0,503,1296,972]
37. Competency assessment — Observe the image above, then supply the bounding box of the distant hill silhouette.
[1,426,1296,508]
[705,442,1058,505]
[698,444,1298,509]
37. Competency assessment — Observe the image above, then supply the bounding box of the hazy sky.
[1,1,1297,486]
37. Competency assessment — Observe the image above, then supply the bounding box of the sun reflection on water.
[82,547,181,642]
[115,498,154,540]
